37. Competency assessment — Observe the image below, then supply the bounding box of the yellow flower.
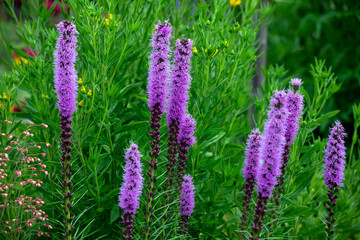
[230,0,242,7]
[41,93,49,99]
[193,47,198,53]
[3,93,7,99]
[81,86,86,93]
[212,49,219,58]
[87,89,93,96]
[105,14,113,25]
[78,100,84,107]
[78,78,83,85]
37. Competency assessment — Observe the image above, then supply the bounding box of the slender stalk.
[144,104,162,240]
[60,116,74,239]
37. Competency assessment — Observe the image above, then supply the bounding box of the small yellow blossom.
[230,0,242,7]
[81,86,86,93]
[41,93,49,99]
[205,48,207,53]
[109,14,113,19]
[3,93,7,99]
[193,47,198,53]
[14,56,29,66]
[78,100,84,107]
[78,78,83,85]
[212,49,219,58]
[87,89,92,96]
[105,19,109,25]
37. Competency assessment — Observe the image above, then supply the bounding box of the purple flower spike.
[179,174,195,236]
[54,20,79,118]
[178,113,196,149]
[177,114,196,191]
[323,121,346,189]
[242,129,262,181]
[268,82,304,236]
[291,78,303,92]
[257,90,288,198]
[147,20,172,113]
[285,88,304,147]
[162,38,193,234]
[144,20,172,240]
[323,121,346,240]
[251,90,288,240]
[53,20,79,240]
[119,143,144,240]
[239,129,262,235]
[167,38,193,127]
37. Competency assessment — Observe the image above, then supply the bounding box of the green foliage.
[268,0,360,135]
[0,0,359,239]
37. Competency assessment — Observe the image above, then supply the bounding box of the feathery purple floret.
[257,90,288,198]
[285,86,304,146]
[119,143,144,215]
[180,174,195,216]
[291,78,303,92]
[179,113,196,148]
[242,129,262,181]
[147,20,172,112]
[323,121,346,189]
[167,38,193,126]
[54,20,79,117]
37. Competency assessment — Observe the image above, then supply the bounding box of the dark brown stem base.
[143,104,161,240]
[60,116,74,240]
[325,186,339,240]
[250,195,269,240]
[239,178,255,239]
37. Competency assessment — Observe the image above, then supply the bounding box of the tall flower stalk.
[239,129,262,237]
[179,174,195,237]
[144,20,172,239]
[119,143,144,240]
[163,38,192,234]
[176,114,196,191]
[251,91,288,240]
[53,20,78,240]
[323,121,346,240]
[269,78,304,235]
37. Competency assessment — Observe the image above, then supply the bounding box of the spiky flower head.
[285,87,304,146]
[257,90,288,198]
[180,174,195,216]
[167,38,193,126]
[178,113,196,148]
[242,129,262,181]
[147,20,172,112]
[323,121,346,189]
[291,78,303,92]
[53,20,79,117]
[119,143,144,215]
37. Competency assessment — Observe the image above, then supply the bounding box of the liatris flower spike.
[250,90,288,240]
[270,78,304,231]
[323,121,346,240]
[53,20,78,240]
[144,20,172,240]
[176,113,196,191]
[179,174,195,237]
[239,129,262,236]
[163,38,193,226]
[119,143,144,240]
